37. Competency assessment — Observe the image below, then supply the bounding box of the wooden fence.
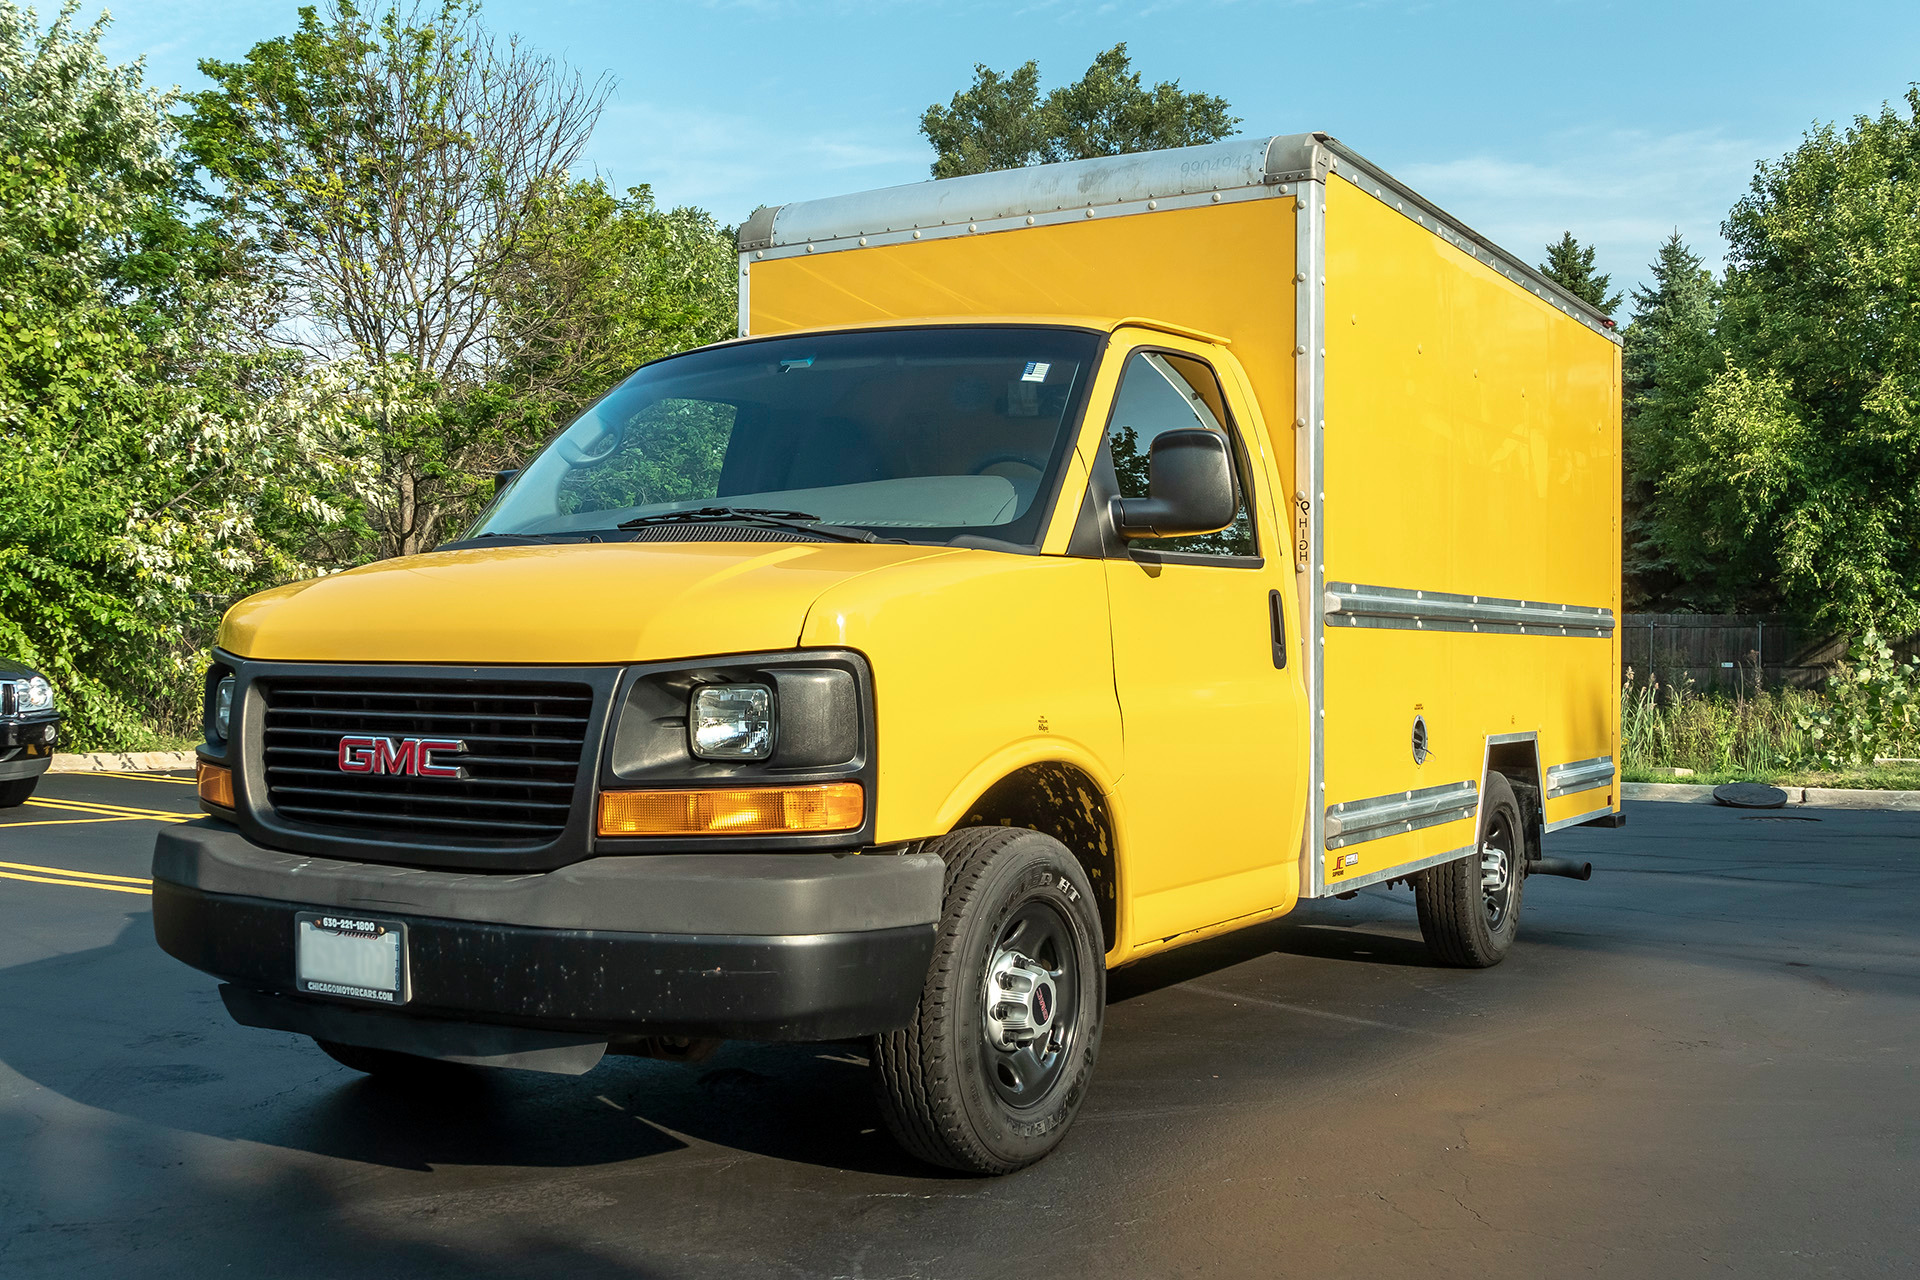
[1620,614,1916,690]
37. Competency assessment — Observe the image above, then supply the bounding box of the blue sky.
[96,0,1920,302]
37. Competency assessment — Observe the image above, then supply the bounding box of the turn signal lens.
[197,761,235,810]
[598,783,863,836]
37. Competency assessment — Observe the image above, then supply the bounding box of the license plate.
[295,912,408,1005]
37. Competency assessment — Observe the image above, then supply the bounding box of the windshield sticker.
[1021,361,1050,382]
[779,356,814,372]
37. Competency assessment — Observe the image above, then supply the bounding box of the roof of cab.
[704,314,1229,348]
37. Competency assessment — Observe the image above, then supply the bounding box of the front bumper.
[152,820,941,1048]
[0,738,56,782]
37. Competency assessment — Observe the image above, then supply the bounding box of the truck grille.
[259,678,593,847]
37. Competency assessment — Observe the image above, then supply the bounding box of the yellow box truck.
[154,132,1621,1174]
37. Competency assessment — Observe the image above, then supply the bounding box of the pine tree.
[1539,232,1623,316]
[1619,232,1719,610]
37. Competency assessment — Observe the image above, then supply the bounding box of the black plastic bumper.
[152,821,941,1043]
[0,723,56,780]
[1,714,60,750]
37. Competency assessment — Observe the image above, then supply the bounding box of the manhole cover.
[1714,782,1789,809]
[1740,815,1820,822]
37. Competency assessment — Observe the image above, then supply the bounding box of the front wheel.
[0,777,37,809]
[1415,770,1527,968]
[872,827,1105,1174]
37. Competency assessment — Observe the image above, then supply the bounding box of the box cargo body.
[737,132,1622,906]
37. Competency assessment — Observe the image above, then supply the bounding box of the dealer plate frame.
[294,911,411,1006]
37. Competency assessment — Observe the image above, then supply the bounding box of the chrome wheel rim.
[980,901,1077,1108]
[1480,810,1517,930]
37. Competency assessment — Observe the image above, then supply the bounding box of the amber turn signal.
[197,761,235,810]
[598,782,863,836]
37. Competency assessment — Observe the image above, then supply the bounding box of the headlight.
[214,675,236,740]
[19,676,53,713]
[690,684,774,760]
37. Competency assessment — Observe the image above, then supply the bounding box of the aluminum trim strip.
[1299,180,1329,899]
[1325,780,1478,850]
[1322,841,1472,895]
[1546,755,1616,799]
[1544,803,1616,835]
[744,135,1324,252]
[1324,582,1615,636]
[735,251,751,337]
[746,181,1287,262]
[1486,730,1539,745]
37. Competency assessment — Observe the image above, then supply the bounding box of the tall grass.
[1621,666,1822,775]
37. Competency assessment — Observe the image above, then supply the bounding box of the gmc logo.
[337,736,466,778]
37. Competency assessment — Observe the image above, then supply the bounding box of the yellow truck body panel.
[1316,162,1623,891]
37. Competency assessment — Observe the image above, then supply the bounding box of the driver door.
[1097,336,1309,948]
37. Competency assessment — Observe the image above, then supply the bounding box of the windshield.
[472,326,1102,546]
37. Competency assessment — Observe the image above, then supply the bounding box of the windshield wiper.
[615,507,887,544]
[463,531,601,545]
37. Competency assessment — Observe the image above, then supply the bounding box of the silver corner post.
[735,253,752,338]
[1296,160,1329,901]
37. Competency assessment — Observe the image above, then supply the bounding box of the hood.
[220,541,960,665]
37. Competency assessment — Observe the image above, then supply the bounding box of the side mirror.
[493,469,521,494]
[1110,429,1237,539]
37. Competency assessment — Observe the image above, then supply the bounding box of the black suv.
[0,660,62,806]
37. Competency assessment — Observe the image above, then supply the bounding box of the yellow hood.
[220,541,960,664]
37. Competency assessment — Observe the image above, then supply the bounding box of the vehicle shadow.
[0,914,932,1180]
[1108,891,1433,1003]
[0,890,1459,1190]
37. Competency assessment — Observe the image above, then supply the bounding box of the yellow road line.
[30,795,187,817]
[0,869,152,896]
[0,858,152,885]
[86,770,199,785]
[27,797,193,820]
[0,816,159,828]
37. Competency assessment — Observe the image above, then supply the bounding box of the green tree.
[1620,232,1719,609]
[473,178,737,455]
[1538,231,1623,316]
[921,43,1239,179]
[1651,90,1920,635]
[0,1,364,745]
[181,0,610,556]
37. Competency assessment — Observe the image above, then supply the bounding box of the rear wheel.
[1415,770,1526,968]
[0,777,37,809]
[872,827,1105,1174]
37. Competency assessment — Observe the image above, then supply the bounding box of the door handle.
[1269,589,1287,670]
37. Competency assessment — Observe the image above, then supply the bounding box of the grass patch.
[1622,763,1920,790]
[1621,659,1920,790]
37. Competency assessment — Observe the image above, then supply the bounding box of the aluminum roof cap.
[737,133,1331,253]
[737,131,1621,339]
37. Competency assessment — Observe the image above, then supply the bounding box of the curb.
[48,750,196,775]
[1622,781,1920,812]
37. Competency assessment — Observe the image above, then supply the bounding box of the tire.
[872,827,1106,1174]
[0,778,36,808]
[313,1038,468,1081]
[1415,770,1526,968]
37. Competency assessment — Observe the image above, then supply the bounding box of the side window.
[1105,351,1256,558]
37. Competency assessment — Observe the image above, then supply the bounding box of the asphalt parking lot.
[0,775,1914,1279]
